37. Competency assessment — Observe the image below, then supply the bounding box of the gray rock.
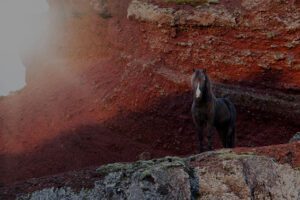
[17,150,300,200]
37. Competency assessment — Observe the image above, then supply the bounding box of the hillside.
[0,0,299,197]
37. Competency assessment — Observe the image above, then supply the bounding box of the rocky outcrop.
[127,0,237,27]
[127,0,300,30]
[2,150,298,199]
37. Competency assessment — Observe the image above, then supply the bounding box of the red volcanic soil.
[0,0,299,186]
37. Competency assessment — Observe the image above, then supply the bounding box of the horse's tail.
[223,98,236,147]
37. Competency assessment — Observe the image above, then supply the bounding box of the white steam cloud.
[0,0,49,96]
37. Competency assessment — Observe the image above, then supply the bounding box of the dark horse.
[191,69,236,152]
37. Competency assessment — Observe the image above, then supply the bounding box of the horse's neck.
[194,94,215,105]
[204,76,215,100]
[193,91,215,106]
[193,77,216,106]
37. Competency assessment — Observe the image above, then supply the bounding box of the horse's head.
[191,68,207,99]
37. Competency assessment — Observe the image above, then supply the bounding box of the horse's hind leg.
[198,131,204,153]
[196,126,204,153]
[217,127,227,148]
[207,125,214,151]
[217,126,235,148]
[226,126,235,148]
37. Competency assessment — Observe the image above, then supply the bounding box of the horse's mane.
[203,73,215,100]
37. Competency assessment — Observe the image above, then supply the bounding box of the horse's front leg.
[196,126,204,153]
[206,123,214,151]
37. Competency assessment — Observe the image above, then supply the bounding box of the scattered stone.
[240,50,252,57]
[292,64,300,70]
[138,152,152,160]
[127,0,174,25]
[176,41,194,47]
[273,52,285,61]
[270,44,278,48]
[235,34,248,39]
[266,31,278,39]
[258,63,271,70]
[285,42,295,49]
[241,0,272,11]
[91,0,112,19]
[285,39,300,49]
[286,20,300,31]
[170,27,177,38]
[286,55,295,68]
[289,132,300,143]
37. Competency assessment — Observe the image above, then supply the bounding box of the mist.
[0,0,49,96]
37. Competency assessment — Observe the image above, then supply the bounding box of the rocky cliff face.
[126,0,300,91]
[1,149,300,199]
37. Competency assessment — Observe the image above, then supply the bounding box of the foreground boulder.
[2,150,298,199]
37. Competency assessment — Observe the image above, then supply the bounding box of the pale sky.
[0,0,49,96]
